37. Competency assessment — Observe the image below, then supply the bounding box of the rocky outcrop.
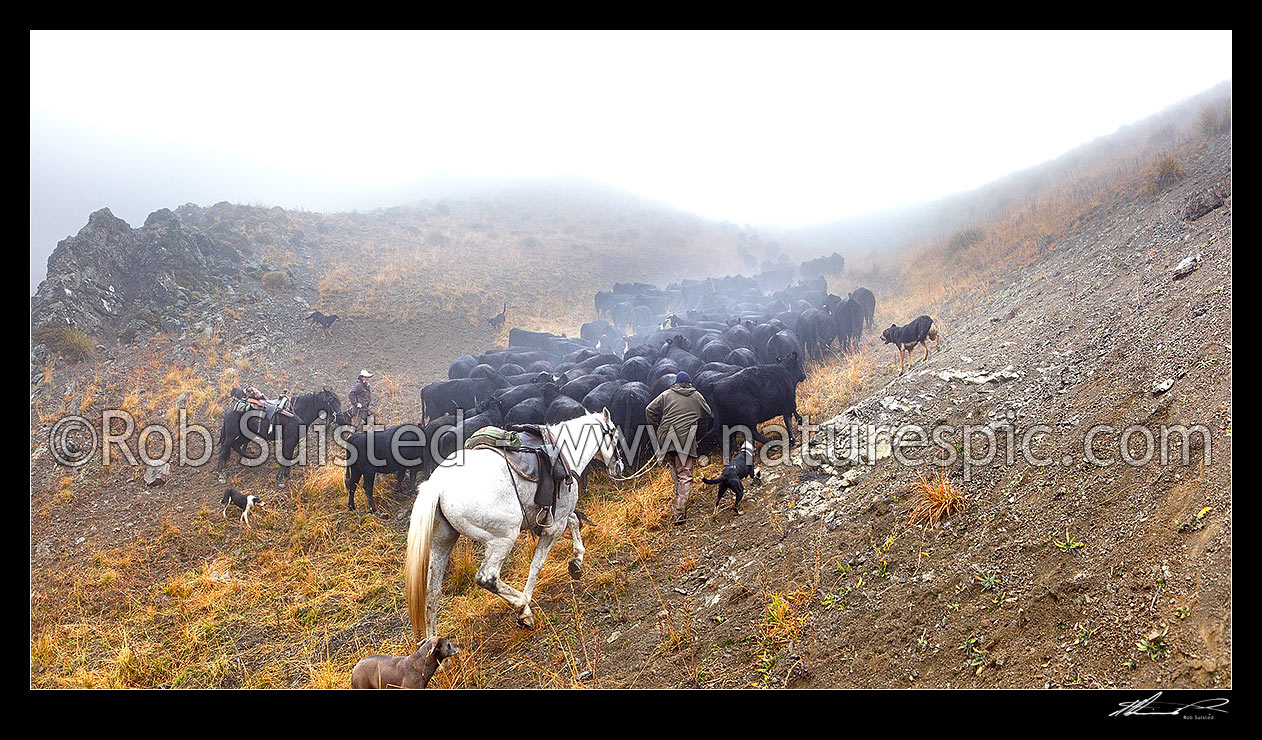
[31,203,306,358]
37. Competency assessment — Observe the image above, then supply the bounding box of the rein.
[607,456,657,481]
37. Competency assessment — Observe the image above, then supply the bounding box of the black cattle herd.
[335,273,877,514]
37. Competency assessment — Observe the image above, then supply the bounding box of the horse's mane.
[290,389,339,423]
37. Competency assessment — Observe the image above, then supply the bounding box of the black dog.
[221,487,264,528]
[880,315,940,374]
[702,441,759,514]
[307,311,340,336]
[487,302,507,331]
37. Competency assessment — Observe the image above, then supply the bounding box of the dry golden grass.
[30,455,687,688]
[798,347,869,421]
[907,472,966,528]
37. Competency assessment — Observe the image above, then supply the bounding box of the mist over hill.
[773,81,1233,261]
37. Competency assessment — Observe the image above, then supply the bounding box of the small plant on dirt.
[1074,623,1098,646]
[974,570,1000,591]
[1136,628,1169,661]
[916,629,929,651]
[908,472,966,527]
[959,636,988,673]
[655,604,691,655]
[1053,529,1085,553]
[1176,606,1191,621]
[1177,507,1211,533]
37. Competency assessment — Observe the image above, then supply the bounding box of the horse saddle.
[259,397,293,435]
[470,425,573,534]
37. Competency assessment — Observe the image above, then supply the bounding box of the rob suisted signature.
[1111,692,1229,718]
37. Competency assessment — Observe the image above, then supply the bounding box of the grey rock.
[1172,254,1201,280]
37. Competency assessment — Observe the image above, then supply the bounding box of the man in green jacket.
[645,371,713,526]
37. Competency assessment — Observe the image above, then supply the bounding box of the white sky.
[30,30,1232,290]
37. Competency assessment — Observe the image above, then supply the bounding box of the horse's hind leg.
[475,536,531,628]
[425,516,459,639]
[566,512,586,580]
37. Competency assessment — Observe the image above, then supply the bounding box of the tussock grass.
[907,472,966,528]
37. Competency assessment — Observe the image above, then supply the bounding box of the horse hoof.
[218,474,226,484]
[517,613,535,630]
[568,560,583,580]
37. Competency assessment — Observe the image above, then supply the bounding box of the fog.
[30,30,1232,292]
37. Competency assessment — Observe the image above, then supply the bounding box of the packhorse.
[216,386,345,487]
[406,410,625,640]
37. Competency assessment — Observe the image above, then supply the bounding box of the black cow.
[421,374,508,422]
[849,287,876,329]
[619,356,652,384]
[725,348,759,367]
[800,308,836,360]
[834,297,864,353]
[448,355,479,379]
[505,383,560,426]
[707,352,808,446]
[559,373,610,402]
[608,381,652,465]
[594,290,618,318]
[491,372,562,411]
[766,330,804,365]
[508,328,557,348]
[581,320,614,343]
[545,393,588,425]
[344,424,427,515]
[581,379,627,413]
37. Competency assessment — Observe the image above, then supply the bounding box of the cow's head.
[777,351,807,384]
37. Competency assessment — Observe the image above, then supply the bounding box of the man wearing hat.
[645,371,713,527]
[349,370,373,432]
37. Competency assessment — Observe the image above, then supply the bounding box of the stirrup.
[535,507,554,528]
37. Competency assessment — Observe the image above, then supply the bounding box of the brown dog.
[350,637,460,689]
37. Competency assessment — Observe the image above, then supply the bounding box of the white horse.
[406,410,626,640]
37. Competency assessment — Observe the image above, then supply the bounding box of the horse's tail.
[406,479,441,642]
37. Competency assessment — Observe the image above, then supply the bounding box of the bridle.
[602,419,658,482]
